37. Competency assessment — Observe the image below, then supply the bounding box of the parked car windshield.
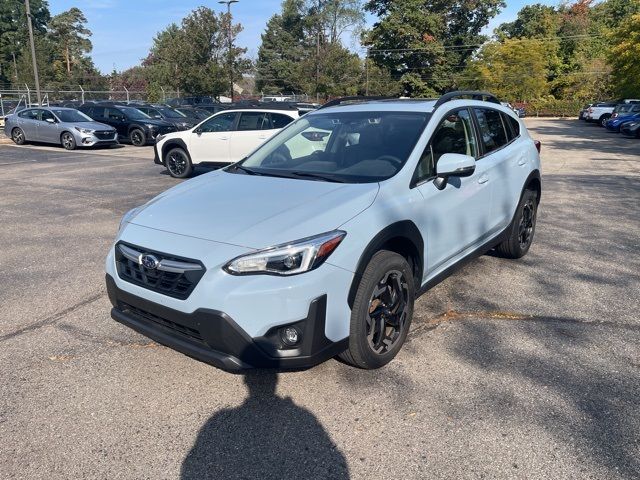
[614,104,634,114]
[234,111,430,183]
[157,107,185,118]
[118,106,150,120]
[51,109,93,123]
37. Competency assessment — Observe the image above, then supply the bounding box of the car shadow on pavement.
[180,369,350,480]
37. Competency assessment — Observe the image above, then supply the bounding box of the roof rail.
[433,91,500,109]
[318,96,397,110]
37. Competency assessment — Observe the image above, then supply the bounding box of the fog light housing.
[281,326,301,346]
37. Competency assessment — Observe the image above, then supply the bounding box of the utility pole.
[12,52,19,84]
[25,0,41,105]
[315,0,320,100]
[219,0,238,102]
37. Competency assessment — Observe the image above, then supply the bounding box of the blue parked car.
[606,103,640,132]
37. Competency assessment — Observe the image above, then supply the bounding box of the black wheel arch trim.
[347,220,424,309]
[160,138,191,165]
[524,169,542,204]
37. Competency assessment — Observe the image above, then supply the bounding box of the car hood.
[129,171,379,248]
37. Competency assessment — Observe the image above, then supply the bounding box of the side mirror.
[433,153,476,190]
[45,117,55,124]
[154,114,162,119]
[194,127,203,135]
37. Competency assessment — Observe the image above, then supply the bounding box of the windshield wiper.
[290,171,347,183]
[230,164,262,175]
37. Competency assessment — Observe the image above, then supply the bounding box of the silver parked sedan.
[4,107,118,150]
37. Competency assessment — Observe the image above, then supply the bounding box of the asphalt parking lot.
[1,119,639,479]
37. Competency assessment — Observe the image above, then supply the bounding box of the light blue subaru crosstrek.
[106,91,542,371]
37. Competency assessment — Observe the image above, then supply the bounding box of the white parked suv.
[585,99,640,126]
[107,91,541,371]
[154,107,299,177]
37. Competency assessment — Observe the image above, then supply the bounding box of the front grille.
[121,302,205,344]
[95,130,115,140]
[115,242,205,300]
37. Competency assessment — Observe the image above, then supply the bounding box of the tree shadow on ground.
[445,319,640,478]
[181,370,350,480]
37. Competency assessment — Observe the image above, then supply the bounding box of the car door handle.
[219,136,229,140]
[517,157,527,166]
[258,135,267,139]
[478,174,489,184]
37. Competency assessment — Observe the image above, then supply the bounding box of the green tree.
[607,12,640,97]
[256,0,366,97]
[364,0,505,96]
[496,4,559,39]
[145,7,247,96]
[48,8,92,77]
[460,38,549,101]
[0,0,49,85]
[255,0,306,93]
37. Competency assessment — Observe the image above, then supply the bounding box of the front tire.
[61,132,76,150]
[599,115,611,127]
[495,188,538,259]
[11,127,26,145]
[340,251,414,369]
[165,147,193,178]
[129,128,146,147]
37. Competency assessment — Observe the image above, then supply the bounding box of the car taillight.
[588,108,593,113]
[534,140,541,153]
[612,113,618,118]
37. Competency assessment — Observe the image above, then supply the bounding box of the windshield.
[51,109,93,122]
[119,106,150,120]
[614,104,633,113]
[158,107,185,118]
[235,111,429,183]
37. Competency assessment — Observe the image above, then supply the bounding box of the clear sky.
[49,0,560,74]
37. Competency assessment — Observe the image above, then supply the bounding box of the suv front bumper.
[106,274,347,371]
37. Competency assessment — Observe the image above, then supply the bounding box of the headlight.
[224,231,346,276]
[118,206,142,233]
[145,124,157,130]
[75,127,95,135]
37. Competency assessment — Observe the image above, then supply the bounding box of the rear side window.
[474,108,508,154]
[18,109,39,120]
[270,113,294,129]
[503,113,520,141]
[237,112,271,131]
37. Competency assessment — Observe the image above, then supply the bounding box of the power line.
[365,34,608,53]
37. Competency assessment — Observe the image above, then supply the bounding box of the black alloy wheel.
[130,128,146,147]
[495,188,538,259]
[165,147,193,178]
[518,198,536,250]
[366,270,410,355]
[340,250,415,369]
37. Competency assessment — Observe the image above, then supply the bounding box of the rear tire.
[129,128,146,147]
[11,127,26,145]
[495,188,538,259]
[61,132,76,150]
[165,147,193,178]
[339,251,414,369]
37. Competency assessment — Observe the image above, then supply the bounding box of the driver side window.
[414,109,478,185]
[41,110,55,122]
[200,112,237,133]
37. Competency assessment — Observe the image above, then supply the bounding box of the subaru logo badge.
[140,254,160,269]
